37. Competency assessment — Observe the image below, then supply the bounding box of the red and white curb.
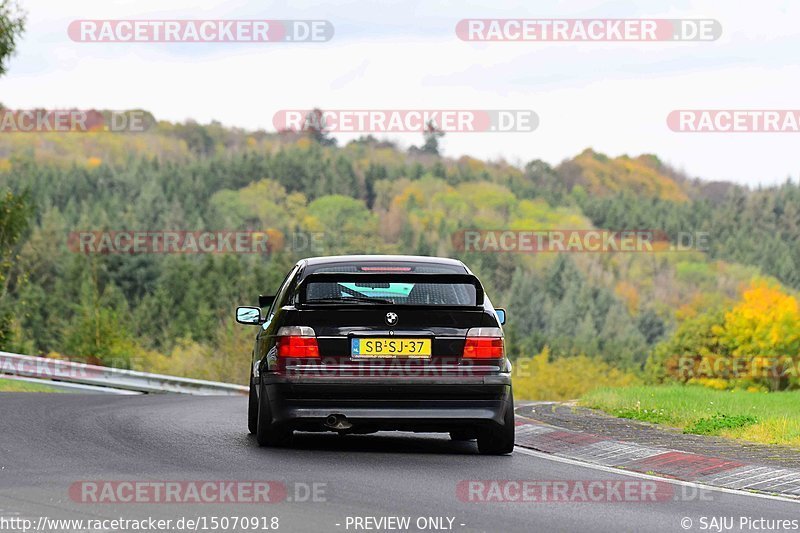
[514,414,800,499]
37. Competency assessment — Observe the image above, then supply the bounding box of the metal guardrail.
[0,351,248,395]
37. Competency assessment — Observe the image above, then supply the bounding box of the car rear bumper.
[259,375,512,433]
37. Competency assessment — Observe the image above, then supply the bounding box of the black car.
[236,255,514,455]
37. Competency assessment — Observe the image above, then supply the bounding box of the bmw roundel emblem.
[385,312,398,326]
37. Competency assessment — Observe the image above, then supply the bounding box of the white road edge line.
[514,446,800,505]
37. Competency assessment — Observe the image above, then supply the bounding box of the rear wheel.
[248,383,258,434]
[477,392,515,455]
[256,385,293,447]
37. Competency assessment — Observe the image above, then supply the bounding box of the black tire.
[256,385,293,447]
[477,392,515,455]
[449,430,475,441]
[248,382,258,434]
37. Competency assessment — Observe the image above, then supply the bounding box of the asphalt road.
[0,394,797,533]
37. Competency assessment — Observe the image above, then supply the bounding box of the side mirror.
[259,294,276,308]
[494,308,506,325]
[236,306,262,325]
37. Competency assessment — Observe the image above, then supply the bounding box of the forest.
[1,115,798,395]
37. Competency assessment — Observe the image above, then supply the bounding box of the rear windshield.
[303,280,478,306]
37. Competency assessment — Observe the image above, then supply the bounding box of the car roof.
[299,254,467,270]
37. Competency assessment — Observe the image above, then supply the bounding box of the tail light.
[276,326,320,358]
[463,327,505,359]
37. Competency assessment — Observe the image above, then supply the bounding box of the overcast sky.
[1,0,799,186]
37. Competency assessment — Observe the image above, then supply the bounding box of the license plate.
[351,338,431,358]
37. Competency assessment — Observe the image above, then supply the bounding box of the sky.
[1,0,799,186]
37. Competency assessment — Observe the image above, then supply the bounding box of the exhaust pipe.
[324,414,353,430]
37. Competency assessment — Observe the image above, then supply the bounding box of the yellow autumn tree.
[716,282,800,390]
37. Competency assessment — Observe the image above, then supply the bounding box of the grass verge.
[580,385,800,446]
[0,377,61,392]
